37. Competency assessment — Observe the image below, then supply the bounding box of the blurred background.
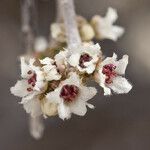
[0,0,150,150]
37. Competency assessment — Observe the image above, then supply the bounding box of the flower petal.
[109,26,125,41]
[57,101,71,120]
[61,72,80,87]
[68,53,80,67]
[54,50,68,72]
[105,7,118,24]
[45,68,61,81]
[101,53,117,66]
[20,57,31,78]
[70,100,87,116]
[10,80,29,97]
[40,57,54,65]
[80,86,97,102]
[46,88,61,104]
[109,76,132,94]
[23,97,42,118]
[115,55,129,75]
[97,69,112,95]
[85,64,96,74]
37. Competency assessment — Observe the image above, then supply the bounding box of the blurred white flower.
[10,57,47,117]
[46,73,97,120]
[91,7,124,41]
[68,43,101,74]
[40,57,61,81]
[51,23,66,43]
[95,53,132,95]
[34,37,48,52]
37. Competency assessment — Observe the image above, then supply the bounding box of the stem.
[20,0,38,54]
[21,0,44,139]
[56,0,63,23]
[29,116,44,140]
[49,0,63,47]
[60,0,81,47]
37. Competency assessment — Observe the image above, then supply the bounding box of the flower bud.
[80,24,95,41]
[41,99,58,117]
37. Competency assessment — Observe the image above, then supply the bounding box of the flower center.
[60,84,79,102]
[27,71,37,91]
[79,53,92,68]
[102,64,117,84]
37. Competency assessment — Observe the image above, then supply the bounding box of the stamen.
[28,73,37,87]
[102,64,117,84]
[60,84,79,102]
[79,53,92,68]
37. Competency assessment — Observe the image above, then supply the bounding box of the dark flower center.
[79,53,92,68]
[102,64,117,84]
[60,84,79,102]
[27,71,37,91]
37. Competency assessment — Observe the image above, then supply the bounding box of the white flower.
[67,43,101,74]
[40,57,61,81]
[34,37,48,52]
[46,73,97,120]
[95,53,132,95]
[91,7,124,41]
[10,57,46,117]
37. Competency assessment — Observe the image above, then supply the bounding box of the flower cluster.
[10,42,132,120]
[51,7,124,43]
[10,6,132,121]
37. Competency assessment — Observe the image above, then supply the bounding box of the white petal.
[109,76,132,94]
[68,53,80,67]
[34,81,46,91]
[98,70,112,95]
[54,50,68,71]
[23,97,42,118]
[110,26,125,41]
[101,53,117,66]
[115,55,128,75]
[45,68,61,81]
[20,57,31,78]
[85,64,96,74]
[57,101,71,120]
[20,91,39,104]
[86,103,95,109]
[80,86,97,102]
[70,100,87,116]
[40,57,54,65]
[83,43,101,56]
[105,7,118,24]
[10,80,29,97]
[29,58,40,71]
[46,88,61,104]
[61,72,80,87]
